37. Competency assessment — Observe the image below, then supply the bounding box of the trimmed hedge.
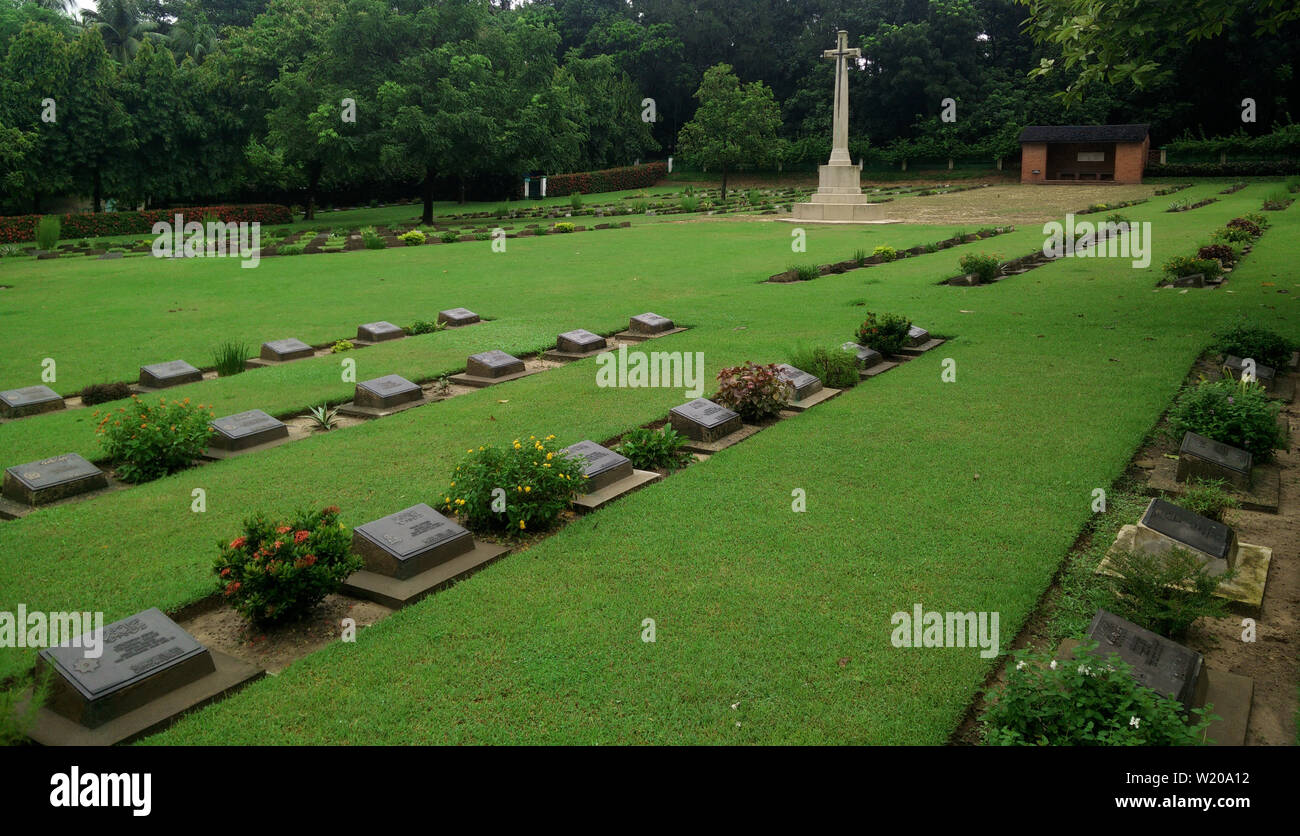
[1144,161,1298,177]
[544,162,667,197]
[0,204,294,244]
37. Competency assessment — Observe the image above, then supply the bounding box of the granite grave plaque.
[37,607,215,728]
[356,321,404,343]
[259,338,314,362]
[354,374,423,410]
[1084,609,1204,707]
[139,360,201,389]
[775,364,823,401]
[1224,355,1276,388]
[1177,432,1252,491]
[466,350,525,379]
[3,453,108,506]
[0,384,64,418]
[437,307,480,327]
[841,342,883,369]
[1139,497,1237,566]
[351,503,475,580]
[208,409,289,452]
[669,398,743,442]
[907,325,930,346]
[562,440,633,492]
[629,312,674,335]
[556,329,607,354]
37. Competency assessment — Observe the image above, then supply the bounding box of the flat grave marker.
[617,312,685,341]
[355,321,405,343]
[670,398,743,444]
[842,342,897,378]
[561,440,661,510]
[437,308,480,327]
[0,384,64,419]
[1083,609,1204,707]
[352,374,423,411]
[449,350,537,388]
[774,364,822,401]
[3,452,108,507]
[259,338,315,362]
[206,409,290,457]
[344,504,510,608]
[1139,497,1236,570]
[1177,431,1251,491]
[139,360,202,389]
[27,607,261,745]
[545,329,609,361]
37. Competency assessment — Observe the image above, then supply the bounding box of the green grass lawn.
[1,182,1296,744]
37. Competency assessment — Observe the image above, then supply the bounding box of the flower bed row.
[766,226,1016,283]
[1158,211,1271,288]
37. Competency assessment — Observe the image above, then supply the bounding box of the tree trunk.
[721,165,728,202]
[458,174,466,205]
[421,165,435,225]
[92,168,102,213]
[305,162,322,221]
[32,191,40,214]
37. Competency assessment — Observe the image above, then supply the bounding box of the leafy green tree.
[0,20,72,211]
[61,28,134,211]
[1020,0,1300,103]
[555,53,658,170]
[84,0,166,64]
[676,63,782,200]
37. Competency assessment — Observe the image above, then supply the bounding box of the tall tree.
[61,28,134,211]
[676,63,782,200]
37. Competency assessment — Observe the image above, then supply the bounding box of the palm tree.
[81,0,166,64]
[168,13,218,64]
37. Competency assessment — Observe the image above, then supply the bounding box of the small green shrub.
[440,229,459,243]
[872,245,898,262]
[712,361,794,422]
[1166,375,1285,460]
[308,404,338,431]
[405,319,446,335]
[615,426,693,471]
[211,340,249,377]
[214,505,360,627]
[1262,188,1293,209]
[1225,217,1262,237]
[855,311,912,355]
[330,340,354,353]
[442,435,585,535]
[1104,213,1131,228]
[1213,323,1297,369]
[399,229,427,246]
[851,249,868,267]
[745,188,763,205]
[980,643,1214,746]
[96,395,215,483]
[79,381,133,405]
[1211,225,1254,245]
[1162,255,1222,281]
[958,252,1001,283]
[788,263,820,281]
[1173,479,1239,523]
[680,195,700,212]
[631,199,649,213]
[276,243,306,256]
[553,222,576,233]
[34,215,60,250]
[787,345,859,389]
[362,232,386,249]
[1,671,49,745]
[569,192,583,210]
[1102,548,1233,639]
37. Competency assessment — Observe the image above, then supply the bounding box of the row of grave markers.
[0,312,690,519]
[1069,354,1297,745]
[19,312,954,744]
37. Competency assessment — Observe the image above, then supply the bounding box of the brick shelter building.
[1019,125,1150,184]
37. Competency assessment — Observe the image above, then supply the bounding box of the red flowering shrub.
[0,204,292,244]
[1225,217,1262,237]
[214,506,360,627]
[1196,244,1236,265]
[713,362,794,422]
[855,312,912,356]
[545,162,667,197]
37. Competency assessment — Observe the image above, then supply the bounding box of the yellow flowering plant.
[95,395,215,483]
[441,435,586,534]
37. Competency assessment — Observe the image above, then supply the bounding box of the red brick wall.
[1113,138,1148,183]
[1020,142,1047,183]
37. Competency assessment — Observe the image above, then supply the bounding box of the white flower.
[1078,664,1091,675]
[1049,660,1057,670]
[1016,661,1028,671]
[1129,716,1141,729]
